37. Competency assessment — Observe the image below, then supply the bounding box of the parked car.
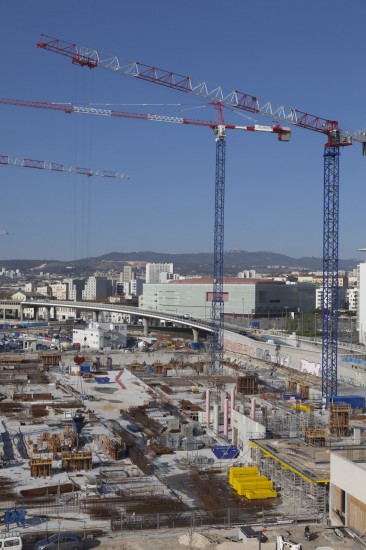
[0,532,22,549]
[33,532,83,550]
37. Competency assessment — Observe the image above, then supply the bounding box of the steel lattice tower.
[322,145,340,398]
[211,126,226,374]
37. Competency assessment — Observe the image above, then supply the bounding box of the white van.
[0,532,23,549]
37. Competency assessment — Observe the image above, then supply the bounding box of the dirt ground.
[75,523,365,550]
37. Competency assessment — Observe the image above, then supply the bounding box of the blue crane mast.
[35,36,366,391]
[36,36,290,376]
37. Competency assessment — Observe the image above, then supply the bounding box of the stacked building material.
[229,466,277,499]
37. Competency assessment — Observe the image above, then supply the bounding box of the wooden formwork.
[303,426,328,447]
[61,450,92,471]
[287,380,297,393]
[39,352,61,366]
[13,392,53,401]
[329,403,351,437]
[30,454,52,478]
[236,373,258,395]
[101,435,127,460]
[287,380,309,400]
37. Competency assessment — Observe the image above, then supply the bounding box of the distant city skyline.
[0,1,365,261]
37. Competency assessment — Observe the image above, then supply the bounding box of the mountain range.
[0,250,361,277]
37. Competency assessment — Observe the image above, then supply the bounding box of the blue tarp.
[327,395,365,410]
[342,357,366,365]
[95,376,110,384]
[211,445,239,459]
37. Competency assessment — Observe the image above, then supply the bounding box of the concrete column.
[230,388,235,424]
[223,398,229,437]
[35,307,39,321]
[213,403,219,434]
[2,307,5,321]
[44,308,50,322]
[220,390,226,410]
[250,398,256,420]
[142,318,149,337]
[92,311,98,321]
[192,328,199,342]
[206,389,210,427]
[354,427,361,445]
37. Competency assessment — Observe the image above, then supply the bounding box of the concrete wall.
[231,408,266,460]
[330,451,366,530]
[330,453,366,506]
[224,330,322,375]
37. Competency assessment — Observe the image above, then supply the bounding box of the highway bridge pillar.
[19,307,23,321]
[92,311,98,322]
[44,308,50,322]
[2,307,5,321]
[142,318,149,337]
[34,307,39,321]
[192,328,199,342]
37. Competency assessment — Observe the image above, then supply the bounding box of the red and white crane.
[0,95,291,374]
[0,153,129,180]
[35,35,295,375]
[0,97,290,139]
[36,34,366,395]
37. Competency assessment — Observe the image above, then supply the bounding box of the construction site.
[0,335,364,548]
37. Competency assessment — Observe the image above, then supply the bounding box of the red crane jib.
[36,35,339,135]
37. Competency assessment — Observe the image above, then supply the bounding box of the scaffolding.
[250,442,328,520]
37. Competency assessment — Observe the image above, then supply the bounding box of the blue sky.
[0,0,365,261]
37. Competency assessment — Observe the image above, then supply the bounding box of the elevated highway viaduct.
[7,299,212,342]
[0,299,326,381]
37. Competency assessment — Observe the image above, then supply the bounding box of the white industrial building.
[357,259,366,344]
[73,321,127,350]
[141,278,316,319]
[330,447,366,533]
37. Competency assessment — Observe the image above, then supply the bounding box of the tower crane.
[36,36,294,376]
[0,153,129,180]
[36,34,366,397]
[0,96,290,375]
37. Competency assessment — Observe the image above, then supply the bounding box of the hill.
[0,250,360,277]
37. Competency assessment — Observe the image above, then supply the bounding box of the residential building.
[82,276,112,301]
[36,284,51,297]
[346,287,358,312]
[120,265,135,283]
[316,286,347,310]
[65,279,85,302]
[49,282,68,301]
[145,263,173,284]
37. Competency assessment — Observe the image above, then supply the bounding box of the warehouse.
[141,278,316,320]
